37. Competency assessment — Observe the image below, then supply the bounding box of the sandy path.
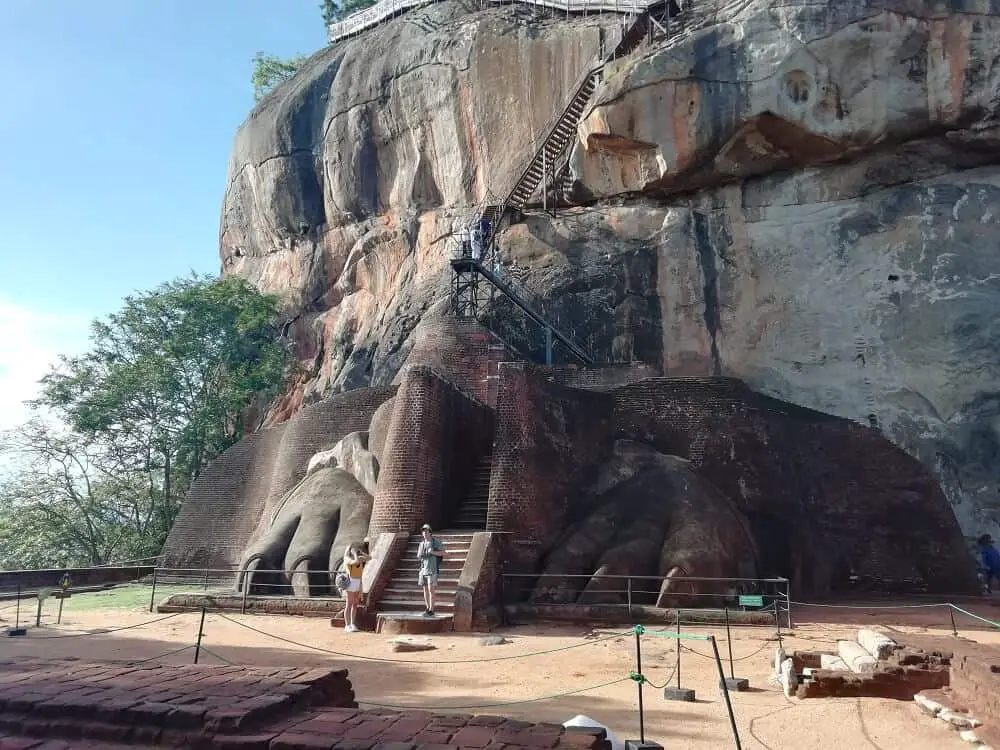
[3,601,999,750]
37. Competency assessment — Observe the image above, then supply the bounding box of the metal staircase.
[450,4,684,362]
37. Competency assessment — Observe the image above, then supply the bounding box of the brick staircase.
[376,532,475,621]
[452,455,492,529]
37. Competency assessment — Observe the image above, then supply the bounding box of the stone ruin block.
[794,638,951,700]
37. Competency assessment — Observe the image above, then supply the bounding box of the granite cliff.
[220,0,1000,543]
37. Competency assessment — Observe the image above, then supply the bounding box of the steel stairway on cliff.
[450,3,684,363]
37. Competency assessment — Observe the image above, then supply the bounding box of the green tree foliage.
[320,0,378,28]
[0,422,158,568]
[251,52,307,101]
[0,275,293,569]
[321,0,339,26]
[338,0,377,17]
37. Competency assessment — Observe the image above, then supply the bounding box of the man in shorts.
[416,524,445,617]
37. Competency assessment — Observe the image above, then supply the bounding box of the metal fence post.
[785,578,792,629]
[949,605,958,637]
[675,609,682,689]
[193,607,206,664]
[773,598,782,640]
[148,568,158,613]
[710,636,744,750]
[634,627,645,743]
[725,607,735,680]
[626,577,632,617]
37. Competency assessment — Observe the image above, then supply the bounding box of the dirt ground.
[2,596,1000,750]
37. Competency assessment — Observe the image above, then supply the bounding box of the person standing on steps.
[417,524,445,617]
[342,542,369,632]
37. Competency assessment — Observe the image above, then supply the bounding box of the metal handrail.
[328,0,652,43]
[502,573,790,583]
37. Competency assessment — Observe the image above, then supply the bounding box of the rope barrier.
[27,612,184,639]
[358,676,630,710]
[629,664,677,690]
[215,612,635,664]
[127,644,195,664]
[196,645,232,665]
[681,640,771,663]
[949,604,1000,629]
[788,600,949,610]
[788,600,1000,630]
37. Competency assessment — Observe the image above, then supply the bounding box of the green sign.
[738,594,764,608]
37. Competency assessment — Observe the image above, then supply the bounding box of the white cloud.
[0,297,92,433]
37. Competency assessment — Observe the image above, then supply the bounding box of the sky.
[0,0,327,433]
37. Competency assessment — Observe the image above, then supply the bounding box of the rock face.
[219,0,1000,553]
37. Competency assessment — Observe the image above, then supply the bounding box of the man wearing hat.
[417,524,446,616]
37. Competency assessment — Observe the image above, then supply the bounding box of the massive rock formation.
[203,0,1000,595]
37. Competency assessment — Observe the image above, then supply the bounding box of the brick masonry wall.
[487,364,614,580]
[612,377,976,595]
[162,387,397,571]
[400,317,517,406]
[370,366,494,536]
[161,425,288,571]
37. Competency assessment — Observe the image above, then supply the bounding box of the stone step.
[404,542,473,550]
[402,547,471,559]
[385,585,459,598]
[401,542,470,550]
[384,575,461,586]
[380,597,455,612]
[392,559,465,580]
[394,565,466,577]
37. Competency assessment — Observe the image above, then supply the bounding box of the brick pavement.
[0,660,612,750]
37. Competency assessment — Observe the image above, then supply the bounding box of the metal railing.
[145,566,379,615]
[500,572,792,626]
[328,0,648,44]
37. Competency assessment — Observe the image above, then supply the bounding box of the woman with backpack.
[340,540,370,632]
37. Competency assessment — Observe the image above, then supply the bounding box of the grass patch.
[51,584,230,613]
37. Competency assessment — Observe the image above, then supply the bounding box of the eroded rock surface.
[220,0,1000,540]
[531,440,758,605]
[240,431,379,595]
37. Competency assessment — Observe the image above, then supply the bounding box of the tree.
[321,0,340,26]
[0,274,297,568]
[0,421,159,568]
[320,0,377,29]
[251,52,307,101]
[338,0,377,17]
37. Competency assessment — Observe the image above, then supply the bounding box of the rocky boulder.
[221,0,1000,541]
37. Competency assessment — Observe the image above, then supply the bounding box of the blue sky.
[0,0,327,430]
